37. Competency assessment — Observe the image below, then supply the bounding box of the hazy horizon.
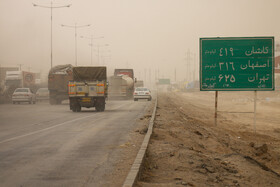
[1,0,279,82]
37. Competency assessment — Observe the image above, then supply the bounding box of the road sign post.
[215,91,218,126]
[200,37,274,129]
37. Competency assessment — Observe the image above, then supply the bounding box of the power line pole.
[174,68,176,82]
[144,69,147,84]
[187,49,191,82]
[33,1,71,68]
[149,68,151,87]
[94,44,109,66]
[17,64,24,71]
[193,53,196,81]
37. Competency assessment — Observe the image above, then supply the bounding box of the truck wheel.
[95,105,100,112]
[72,104,81,112]
[95,102,105,112]
[76,105,81,112]
[101,104,105,111]
[96,105,105,112]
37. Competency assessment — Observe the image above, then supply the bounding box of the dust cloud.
[0,0,279,84]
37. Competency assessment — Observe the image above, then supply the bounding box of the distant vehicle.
[133,87,152,101]
[0,67,19,104]
[4,70,36,101]
[68,66,108,112]
[108,74,134,99]
[48,64,73,105]
[108,69,135,99]
[36,88,49,101]
[135,80,144,88]
[12,88,36,104]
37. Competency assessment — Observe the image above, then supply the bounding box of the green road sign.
[158,79,170,85]
[200,37,274,91]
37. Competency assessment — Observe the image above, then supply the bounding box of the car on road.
[12,88,36,104]
[133,87,152,101]
[36,88,49,102]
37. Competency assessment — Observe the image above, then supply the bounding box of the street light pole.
[80,35,104,65]
[95,44,109,65]
[61,23,91,66]
[99,50,111,65]
[33,1,71,69]
[17,64,24,71]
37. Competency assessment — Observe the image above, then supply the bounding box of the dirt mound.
[136,92,280,187]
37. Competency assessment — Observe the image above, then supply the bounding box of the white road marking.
[0,103,129,145]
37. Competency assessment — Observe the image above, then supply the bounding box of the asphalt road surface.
[0,100,149,187]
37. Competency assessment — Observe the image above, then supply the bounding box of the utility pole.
[185,49,193,82]
[174,68,176,82]
[149,68,151,87]
[17,64,24,71]
[144,69,147,84]
[155,69,157,82]
[193,53,196,82]
[61,23,91,66]
[94,44,109,65]
[33,1,71,68]
[184,52,187,81]
[187,49,191,82]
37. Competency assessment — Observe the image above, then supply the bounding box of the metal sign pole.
[254,91,257,133]
[215,91,218,125]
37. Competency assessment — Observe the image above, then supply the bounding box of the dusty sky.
[0,0,279,82]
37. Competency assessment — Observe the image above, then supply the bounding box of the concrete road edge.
[122,97,158,187]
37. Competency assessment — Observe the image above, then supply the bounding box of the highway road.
[0,100,150,187]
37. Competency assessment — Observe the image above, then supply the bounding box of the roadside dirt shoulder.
[101,100,155,187]
[137,92,280,187]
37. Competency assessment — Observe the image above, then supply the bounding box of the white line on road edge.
[122,97,158,187]
[0,103,128,145]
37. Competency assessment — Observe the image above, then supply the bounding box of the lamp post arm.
[52,4,71,8]
[33,3,71,9]
[61,24,91,28]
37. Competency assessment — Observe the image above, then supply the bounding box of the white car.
[133,87,152,101]
[12,88,36,104]
[36,88,49,102]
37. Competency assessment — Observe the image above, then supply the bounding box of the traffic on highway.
[1,0,280,187]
